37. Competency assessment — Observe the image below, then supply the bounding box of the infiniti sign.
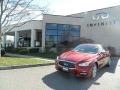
[92,12,109,20]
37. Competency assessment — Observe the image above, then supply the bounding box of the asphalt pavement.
[0,57,120,90]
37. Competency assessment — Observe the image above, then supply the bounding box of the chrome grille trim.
[58,60,76,69]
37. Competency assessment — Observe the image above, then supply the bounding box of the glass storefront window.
[46,36,57,42]
[70,25,80,31]
[70,30,80,36]
[45,41,57,47]
[58,24,70,30]
[46,23,57,30]
[58,24,65,30]
[73,37,80,41]
[45,23,80,47]
[46,30,57,35]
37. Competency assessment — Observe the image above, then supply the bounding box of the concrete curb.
[0,63,54,70]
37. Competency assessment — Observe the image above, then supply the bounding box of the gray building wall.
[69,5,120,54]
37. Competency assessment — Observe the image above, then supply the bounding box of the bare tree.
[0,0,49,56]
[0,0,49,33]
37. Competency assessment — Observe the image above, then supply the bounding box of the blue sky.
[46,0,120,15]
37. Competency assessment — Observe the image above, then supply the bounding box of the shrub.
[39,52,58,59]
[45,47,51,52]
[14,48,21,53]
[5,47,29,54]
[5,47,14,52]
[5,47,20,53]
[29,48,39,53]
[18,49,29,54]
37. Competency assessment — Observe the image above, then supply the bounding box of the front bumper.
[55,62,93,78]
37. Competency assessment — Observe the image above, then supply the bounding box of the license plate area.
[63,67,69,72]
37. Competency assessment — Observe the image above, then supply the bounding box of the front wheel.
[91,64,97,79]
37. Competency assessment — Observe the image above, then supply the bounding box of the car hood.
[59,51,97,62]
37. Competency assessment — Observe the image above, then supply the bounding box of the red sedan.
[55,44,111,78]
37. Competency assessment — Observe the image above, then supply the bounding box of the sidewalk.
[6,53,55,62]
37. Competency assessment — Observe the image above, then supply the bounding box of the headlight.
[78,62,91,66]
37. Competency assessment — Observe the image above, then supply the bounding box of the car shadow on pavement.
[42,57,119,90]
[108,57,119,73]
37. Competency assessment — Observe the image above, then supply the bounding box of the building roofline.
[43,14,84,18]
[4,20,42,26]
[67,5,120,16]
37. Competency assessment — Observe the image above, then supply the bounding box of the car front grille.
[58,60,75,68]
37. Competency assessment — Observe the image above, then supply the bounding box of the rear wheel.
[91,64,97,79]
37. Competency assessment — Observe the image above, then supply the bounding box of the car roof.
[80,44,101,46]
[79,44,103,49]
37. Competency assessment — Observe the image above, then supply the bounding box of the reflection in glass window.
[46,41,57,47]
[70,25,80,31]
[58,24,70,30]
[46,30,57,35]
[70,31,80,36]
[46,36,57,42]
[72,37,80,41]
[61,31,70,36]
[64,24,70,30]
[46,23,57,30]
[57,36,62,42]
[45,23,80,47]
[58,30,66,35]
[58,24,64,30]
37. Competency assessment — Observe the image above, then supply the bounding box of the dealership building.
[2,5,120,54]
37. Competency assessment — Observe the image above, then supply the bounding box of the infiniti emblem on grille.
[64,63,68,66]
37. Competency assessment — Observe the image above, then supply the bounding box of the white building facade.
[2,5,120,54]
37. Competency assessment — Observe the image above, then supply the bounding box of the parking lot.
[0,57,120,90]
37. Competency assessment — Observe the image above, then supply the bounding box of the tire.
[91,64,97,79]
[106,58,111,67]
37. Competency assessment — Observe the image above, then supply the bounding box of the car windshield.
[72,45,98,54]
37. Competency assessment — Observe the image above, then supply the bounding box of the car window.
[72,45,98,54]
[98,45,106,53]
